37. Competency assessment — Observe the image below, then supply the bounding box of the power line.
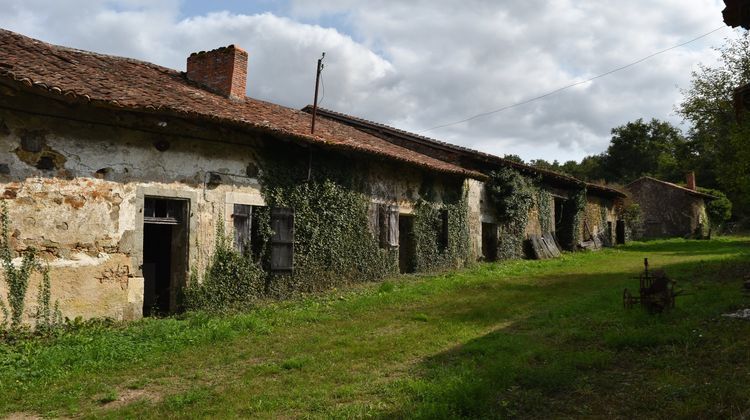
[420,25,727,133]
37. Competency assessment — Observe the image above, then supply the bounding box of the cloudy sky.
[0,0,740,162]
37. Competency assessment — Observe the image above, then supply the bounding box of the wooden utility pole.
[310,52,325,134]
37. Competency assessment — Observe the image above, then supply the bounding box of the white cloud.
[0,0,739,162]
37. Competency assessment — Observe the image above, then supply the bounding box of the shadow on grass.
[381,252,750,419]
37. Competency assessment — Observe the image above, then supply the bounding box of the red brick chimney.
[686,171,697,190]
[187,45,248,100]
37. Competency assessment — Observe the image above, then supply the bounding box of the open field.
[1,237,749,418]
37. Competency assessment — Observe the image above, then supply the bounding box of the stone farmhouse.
[0,28,626,322]
[626,174,715,239]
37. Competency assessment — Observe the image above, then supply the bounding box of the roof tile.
[0,28,483,179]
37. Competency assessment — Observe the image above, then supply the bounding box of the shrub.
[698,187,732,231]
[183,219,266,312]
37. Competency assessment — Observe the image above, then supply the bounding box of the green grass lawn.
[1,237,750,418]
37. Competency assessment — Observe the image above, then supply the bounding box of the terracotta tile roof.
[304,106,626,197]
[303,107,583,182]
[626,176,717,200]
[0,28,483,180]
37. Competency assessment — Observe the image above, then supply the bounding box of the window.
[378,205,399,248]
[270,207,294,273]
[144,197,183,225]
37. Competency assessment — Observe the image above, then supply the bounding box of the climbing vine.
[537,189,553,233]
[261,179,397,297]
[557,188,586,250]
[0,200,62,330]
[1,200,36,329]
[188,145,474,307]
[411,190,472,272]
[486,168,536,260]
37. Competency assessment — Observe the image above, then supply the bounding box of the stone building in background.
[626,173,716,239]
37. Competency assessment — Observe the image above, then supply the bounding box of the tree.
[502,154,525,164]
[604,118,687,183]
[698,187,733,230]
[529,159,561,171]
[677,32,750,218]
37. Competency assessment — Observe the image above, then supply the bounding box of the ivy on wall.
[537,189,553,233]
[485,168,535,260]
[190,145,475,300]
[261,179,397,297]
[411,191,472,272]
[557,188,586,250]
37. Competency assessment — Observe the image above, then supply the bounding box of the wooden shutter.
[232,204,252,255]
[378,205,399,248]
[270,207,294,272]
[387,206,399,247]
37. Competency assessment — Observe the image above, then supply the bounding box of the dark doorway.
[142,197,189,316]
[607,221,613,244]
[398,214,416,274]
[616,220,626,245]
[481,222,498,261]
[553,197,565,234]
[557,197,580,250]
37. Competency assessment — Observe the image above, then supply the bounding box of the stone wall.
[627,179,707,239]
[0,103,464,323]
[579,195,618,243]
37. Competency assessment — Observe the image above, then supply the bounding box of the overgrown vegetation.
[32,266,62,332]
[618,201,642,240]
[557,188,586,250]
[1,200,37,329]
[0,238,748,418]
[1,200,61,332]
[183,219,266,312]
[412,192,472,272]
[486,168,535,260]
[261,179,397,296]
[537,189,553,233]
[188,148,475,309]
[699,186,733,232]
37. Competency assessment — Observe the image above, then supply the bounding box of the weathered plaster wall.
[0,108,265,322]
[0,104,469,322]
